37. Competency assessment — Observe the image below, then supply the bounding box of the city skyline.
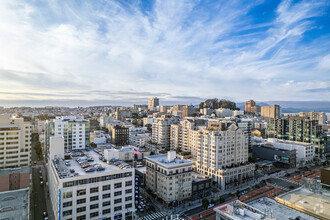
[0,0,329,107]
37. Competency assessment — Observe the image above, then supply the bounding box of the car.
[34,161,37,165]
[139,208,144,212]
[40,176,43,180]
[85,167,95,172]
[40,181,44,186]
[82,164,91,169]
[97,166,105,171]
[39,170,42,174]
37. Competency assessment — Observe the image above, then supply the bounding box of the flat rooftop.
[248,197,319,220]
[52,150,132,178]
[277,187,330,220]
[191,172,211,182]
[0,166,30,176]
[146,154,193,168]
[0,188,29,220]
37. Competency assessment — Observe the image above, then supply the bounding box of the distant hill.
[236,101,330,113]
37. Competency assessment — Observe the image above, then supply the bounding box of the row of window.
[62,203,132,217]
[63,173,132,188]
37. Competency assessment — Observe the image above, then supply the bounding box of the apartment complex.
[45,116,90,152]
[299,111,326,124]
[261,104,281,121]
[146,151,193,204]
[245,100,256,113]
[47,150,135,220]
[152,116,179,150]
[195,124,254,190]
[267,116,324,156]
[148,97,159,111]
[111,125,129,146]
[182,105,196,118]
[0,115,31,168]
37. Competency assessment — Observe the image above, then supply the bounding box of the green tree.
[34,141,42,158]
[202,198,209,209]
[236,189,240,200]
[210,199,215,204]
[219,196,225,203]
[132,119,138,125]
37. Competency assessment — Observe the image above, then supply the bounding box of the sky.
[0,0,329,107]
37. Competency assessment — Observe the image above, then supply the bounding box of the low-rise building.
[191,172,212,200]
[146,151,193,204]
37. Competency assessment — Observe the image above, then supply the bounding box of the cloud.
[0,0,329,106]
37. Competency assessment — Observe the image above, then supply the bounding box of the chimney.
[167,151,176,162]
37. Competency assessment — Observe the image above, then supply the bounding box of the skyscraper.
[148,97,159,110]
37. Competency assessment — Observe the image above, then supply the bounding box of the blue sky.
[0,0,329,107]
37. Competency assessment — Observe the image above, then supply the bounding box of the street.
[30,134,48,220]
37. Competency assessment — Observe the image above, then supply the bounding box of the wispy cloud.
[0,0,329,106]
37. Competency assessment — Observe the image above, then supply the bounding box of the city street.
[30,135,48,220]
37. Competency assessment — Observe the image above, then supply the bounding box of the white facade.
[103,147,135,161]
[129,133,151,147]
[267,139,315,166]
[0,115,31,168]
[152,116,178,150]
[232,110,244,116]
[143,117,155,126]
[48,150,135,220]
[50,136,65,160]
[51,116,90,150]
[215,108,233,118]
[100,116,114,128]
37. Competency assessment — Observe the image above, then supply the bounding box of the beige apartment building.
[195,124,254,190]
[148,97,159,110]
[261,104,281,121]
[152,116,178,150]
[0,115,31,168]
[146,151,193,204]
[299,111,326,124]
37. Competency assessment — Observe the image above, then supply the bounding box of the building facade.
[245,100,256,113]
[261,104,281,121]
[0,115,31,168]
[47,150,135,220]
[152,116,178,150]
[45,116,90,152]
[111,125,129,146]
[148,97,159,111]
[146,151,193,204]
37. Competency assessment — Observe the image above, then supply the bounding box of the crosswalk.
[142,212,167,220]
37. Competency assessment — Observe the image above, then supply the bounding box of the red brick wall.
[0,175,10,192]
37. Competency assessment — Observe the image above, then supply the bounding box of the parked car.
[40,181,44,186]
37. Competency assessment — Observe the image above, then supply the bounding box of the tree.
[219,196,225,203]
[210,199,215,204]
[202,198,209,209]
[236,189,240,200]
[191,113,198,117]
[132,119,138,125]
[198,98,239,110]
[90,142,97,148]
[34,141,42,159]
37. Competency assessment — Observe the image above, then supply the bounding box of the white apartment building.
[146,151,193,204]
[129,133,151,147]
[48,149,135,220]
[0,115,31,168]
[215,108,233,118]
[267,139,315,166]
[195,124,254,190]
[143,117,155,126]
[45,116,90,151]
[152,116,178,150]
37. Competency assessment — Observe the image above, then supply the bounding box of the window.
[77,198,86,204]
[63,191,72,199]
[114,191,122,196]
[114,206,122,211]
[90,204,99,210]
[103,209,111,214]
[125,181,132,186]
[114,198,122,204]
[63,201,72,208]
[77,207,86,213]
[125,203,132,209]
[90,187,99,193]
[77,189,86,196]
[103,201,111,207]
[125,196,132,201]
[63,210,72,217]
[90,212,99,218]
[90,196,99,201]
[103,193,111,199]
[125,189,132,194]
[114,183,122,189]
[77,215,86,220]
[103,184,111,191]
